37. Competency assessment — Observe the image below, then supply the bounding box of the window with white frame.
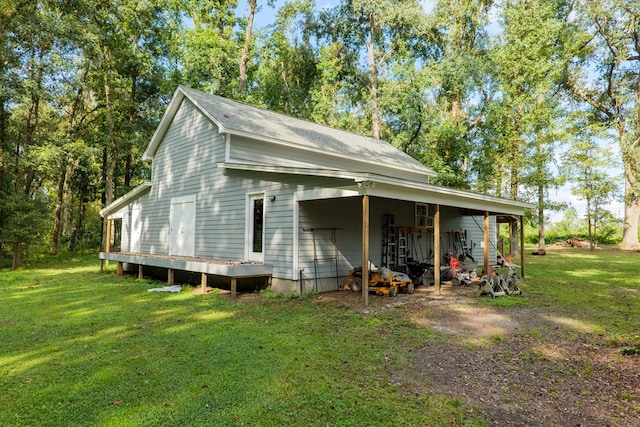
[415,203,432,228]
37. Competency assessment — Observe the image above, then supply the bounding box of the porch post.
[434,204,440,293]
[201,273,208,294]
[520,215,526,278]
[105,218,112,267]
[484,211,490,274]
[508,221,513,256]
[362,194,369,306]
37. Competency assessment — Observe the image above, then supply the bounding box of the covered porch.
[294,175,532,305]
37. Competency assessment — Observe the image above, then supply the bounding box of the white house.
[99,86,532,299]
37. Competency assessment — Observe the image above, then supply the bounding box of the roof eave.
[100,182,152,217]
[223,127,437,179]
[218,161,533,215]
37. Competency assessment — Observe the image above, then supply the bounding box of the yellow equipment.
[342,266,414,297]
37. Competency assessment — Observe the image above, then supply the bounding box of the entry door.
[247,194,265,262]
[130,205,141,253]
[170,195,196,257]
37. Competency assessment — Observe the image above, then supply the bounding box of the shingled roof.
[143,86,435,179]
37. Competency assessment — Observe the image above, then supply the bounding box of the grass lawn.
[1,248,639,426]
[523,247,640,340]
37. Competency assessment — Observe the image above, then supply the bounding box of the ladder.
[382,215,396,268]
[455,229,472,259]
[397,227,408,271]
[382,215,408,272]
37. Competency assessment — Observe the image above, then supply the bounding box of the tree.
[562,121,621,249]
[482,0,573,254]
[421,0,493,188]
[564,0,640,249]
[313,0,428,140]
[0,1,63,267]
[252,0,318,117]
[175,0,240,96]
[79,0,174,253]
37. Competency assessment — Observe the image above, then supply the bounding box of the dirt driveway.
[336,284,640,426]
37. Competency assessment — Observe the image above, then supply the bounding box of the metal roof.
[143,86,435,179]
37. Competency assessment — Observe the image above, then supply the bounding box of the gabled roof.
[143,86,435,179]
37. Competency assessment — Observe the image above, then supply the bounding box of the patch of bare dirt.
[329,284,640,426]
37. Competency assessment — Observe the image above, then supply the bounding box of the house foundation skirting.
[271,276,349,294]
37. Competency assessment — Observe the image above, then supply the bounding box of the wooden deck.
[99,252,273,297]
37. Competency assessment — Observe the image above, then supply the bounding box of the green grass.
[2,248,639,426]
[0,255,481,427]
[521,247,640,336]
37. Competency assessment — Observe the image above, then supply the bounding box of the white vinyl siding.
[134,98,336,279]
[229,136,432,184]
[129,96,502,284]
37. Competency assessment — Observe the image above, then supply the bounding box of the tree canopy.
[0,0,636,267]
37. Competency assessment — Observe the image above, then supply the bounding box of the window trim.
[245,192,265,262]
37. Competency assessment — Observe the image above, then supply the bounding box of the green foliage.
[563,0,640,247]
[542,206,623,245]
[0,0,636,270]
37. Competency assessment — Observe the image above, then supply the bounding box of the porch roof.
[100,182,152,218]
[220,162,534,216]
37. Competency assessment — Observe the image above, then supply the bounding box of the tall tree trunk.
[620,125,640,249]
[125,76,137,190]
[538,183,545,252]
[12,241,22,270]
[239,0,256,93]
[13,48,44,268]
[0,90,6,265]
[621,178,640,249]
[50,163,66,255]
[69,184,87,254]
[586,197,593,249]
[367,11,381,140]
[52,79,85,254]
[101,79,118,251]
[622,59,640,249]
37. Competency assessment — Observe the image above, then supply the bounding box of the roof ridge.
[179,86,403,149]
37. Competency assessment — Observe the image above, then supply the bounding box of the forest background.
[1,0,639,269]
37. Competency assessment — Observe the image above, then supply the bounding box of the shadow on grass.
[1,258,478,426]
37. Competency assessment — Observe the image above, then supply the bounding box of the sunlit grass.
[520,247,640,336]
[2,248,639,426]
[0,255,482,427]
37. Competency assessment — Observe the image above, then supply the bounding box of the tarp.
[147,285,182,293]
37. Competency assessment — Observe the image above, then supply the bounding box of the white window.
[415,203,432,228]
[246,193,265,262]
